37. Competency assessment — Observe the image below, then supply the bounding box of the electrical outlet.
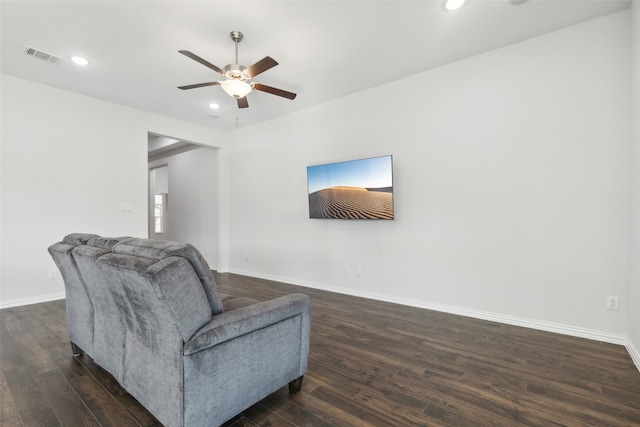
[48,270,57,280]
[606,296,619,311]
[356,266,363,277]
[344,265,350,275]
[244,253,250,262]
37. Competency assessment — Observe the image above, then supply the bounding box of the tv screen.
[307,155,394,220]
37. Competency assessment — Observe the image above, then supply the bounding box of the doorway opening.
[147,132,220,268]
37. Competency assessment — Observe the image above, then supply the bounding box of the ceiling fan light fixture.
[221,79,252,98]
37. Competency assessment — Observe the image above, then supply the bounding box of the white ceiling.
[1,0,630,133]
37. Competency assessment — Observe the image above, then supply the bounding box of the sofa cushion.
[87,236,131,250]
[63,233,100,246]
[220,294,259,312]
[113,238,224,314]
[97,253,213,341]
[48,241,95,355]
[72,241,131,381]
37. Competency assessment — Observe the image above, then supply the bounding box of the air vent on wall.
[24,46,62,65]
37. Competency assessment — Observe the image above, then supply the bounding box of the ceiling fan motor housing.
[224,64,249,81]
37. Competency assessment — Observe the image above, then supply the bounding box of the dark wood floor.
[2,273,639,426]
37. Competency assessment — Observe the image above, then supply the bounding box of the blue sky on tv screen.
[307,156,392,194]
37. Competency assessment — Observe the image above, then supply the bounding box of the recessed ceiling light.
[209,103,220,109]
[444,0,466,11]
[71,56,90,66]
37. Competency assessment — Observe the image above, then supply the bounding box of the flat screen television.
[307,155,394,220]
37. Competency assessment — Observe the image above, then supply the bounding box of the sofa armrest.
[183,293,310,356]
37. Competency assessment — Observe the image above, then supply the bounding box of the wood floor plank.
[526,382,640,426]
[35,368,101,427]
[252,388,336,427]
[240,400,297,427]
[312,323,456,378]
[114,392,163,426]
[3,365,62,426]
[422,402,502,427]
[0,321,23,372]
[272,385,372,427]
[351,388,434,426]
[390,368,537,427]
[306,357,363,400]
[75,355,129,398]
[52,356,142,427]
[0,369,24,426]
[310,385,399,427]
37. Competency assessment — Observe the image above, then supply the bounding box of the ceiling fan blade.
[245,56,278,78]
[253,83,297,100]
[177,82,221,90]
[237,96,249,109]
[179,50,224,75]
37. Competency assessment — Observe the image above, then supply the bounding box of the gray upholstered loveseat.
[48,233,311,427]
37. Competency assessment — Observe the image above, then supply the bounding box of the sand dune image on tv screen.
[308,186,393,219]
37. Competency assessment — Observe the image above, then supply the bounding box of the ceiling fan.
[178,31,297,109]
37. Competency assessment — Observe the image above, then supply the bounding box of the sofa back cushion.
[113,238,224,315]
[48,239,96,355]
[62,233,100,246]
[97,253,213,342]
[71,236,131,381]
[86,236,129,250]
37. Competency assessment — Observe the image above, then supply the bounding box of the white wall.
[0,74,224,307]
[629,0,640,367]
[226,12,631,342]
[149,147,219,267]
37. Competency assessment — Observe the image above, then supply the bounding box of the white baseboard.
[228,268,630,348]
[627,338,640,372]
[0,292,66,310]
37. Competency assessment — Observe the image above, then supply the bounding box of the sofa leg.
[288,376,304,393]
[70,342,83,357]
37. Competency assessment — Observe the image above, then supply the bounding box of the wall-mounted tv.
[307,155,394,220]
